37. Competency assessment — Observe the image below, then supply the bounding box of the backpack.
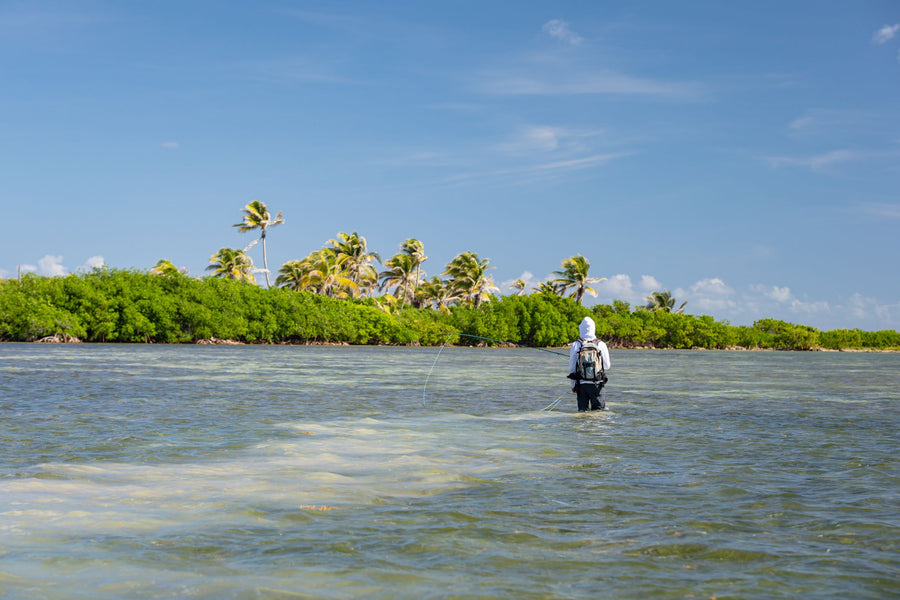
[575,339,605,382]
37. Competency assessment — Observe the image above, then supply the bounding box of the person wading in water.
[568,316,611,412]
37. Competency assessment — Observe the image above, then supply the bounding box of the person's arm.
[568,341,580,388]
[599,341,611,371]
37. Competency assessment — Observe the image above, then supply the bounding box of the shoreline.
[12,337,898,353]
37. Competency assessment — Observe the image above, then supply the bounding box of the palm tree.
[150,259,184,277]
[536,280,562,295]
[328,231,381,296]
[510,279,528,296]
[553,254,605,304]
[420,276,455,312]
[275,260,308,291]
[400,238,427,298]
[379,252,424,308]
[233,200,284,288]
[207,247,255,282]
[444,251,498,308]
[280,250,358,298]
[644,289,687,313]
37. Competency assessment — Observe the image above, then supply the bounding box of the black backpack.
[575,339,606,382]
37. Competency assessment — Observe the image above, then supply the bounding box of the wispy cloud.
[542,19,583,46]
[859,202,900,219]
[787,108,898,139]
[765,149,861,171]
[0,6,102,34]
[161,141,179,149]
[437,152,630,187]
[495,125,604,154]
[873,23,900,44]
[479,68,703,99]
[278,9,368,31]
[239,56,355,85]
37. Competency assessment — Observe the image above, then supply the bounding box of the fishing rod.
[421,332,569,409]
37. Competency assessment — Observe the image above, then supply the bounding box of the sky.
[2,0,899,331]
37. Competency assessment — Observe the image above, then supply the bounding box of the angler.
[568,317,611,412]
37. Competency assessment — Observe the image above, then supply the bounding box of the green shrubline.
[1,269,898,350]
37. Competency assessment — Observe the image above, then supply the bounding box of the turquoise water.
[1,344,898,599]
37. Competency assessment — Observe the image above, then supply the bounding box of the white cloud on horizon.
[638,275,661,291]
[80,256,106,271]
[16,255,106,278]
[596,274,638,301]
[542,19,583,46]
[586,274,898,330]
[501,270,541,293]
[38,255,67,277]
[750,283,792,303]
[873,23,900,44]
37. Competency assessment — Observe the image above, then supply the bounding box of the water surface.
[1,345,897,598]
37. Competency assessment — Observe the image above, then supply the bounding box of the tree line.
[193,200,677,313]
[2,268,898,351]
[5,200,897,350]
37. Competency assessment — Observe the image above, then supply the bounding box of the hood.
[579,317,596,340]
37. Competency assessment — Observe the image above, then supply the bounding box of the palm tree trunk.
[261,231,271,288]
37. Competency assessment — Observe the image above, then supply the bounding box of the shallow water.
[1,344,898,599]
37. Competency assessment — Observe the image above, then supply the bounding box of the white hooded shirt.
[568,316,611,384]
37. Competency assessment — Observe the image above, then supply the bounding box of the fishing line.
[421,333,569,409]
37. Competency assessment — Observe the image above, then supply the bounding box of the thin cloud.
[765,149,860,171]
[239,56,355,85]
[542,19,583,46]
[859,202,900,219]
[872,23,900,44]
[0,6,103,40]
[495,125,605,155]
[480,69,703,100]
[786,108,897,139]
[278,9,368,30]
[437,152,630,187]
[847,293,900,327]
[161,141,179,149]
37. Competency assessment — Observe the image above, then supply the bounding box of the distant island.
[5,201,897,351]
[2,268,897,351]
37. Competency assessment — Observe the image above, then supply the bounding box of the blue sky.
[2,1,898,331]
